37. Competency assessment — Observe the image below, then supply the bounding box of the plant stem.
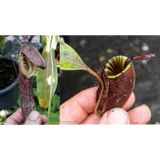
[47,36,52,125]
[47,100,52,124]
[87,68,104,116]
[47,35,58,124]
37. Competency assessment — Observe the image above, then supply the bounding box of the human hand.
[4,108,47,125]
[60,87,151,124]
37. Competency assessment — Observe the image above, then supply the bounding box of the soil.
[0,59,18,90]
[60,36,160,124]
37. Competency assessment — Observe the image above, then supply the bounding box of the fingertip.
[4,108,24,125]
[42,115,48,124]
[139,104,151,123]
[128,104,151,124]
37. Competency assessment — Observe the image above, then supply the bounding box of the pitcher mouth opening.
[105,55,131,78]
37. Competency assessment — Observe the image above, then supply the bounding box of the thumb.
[98,108,130,124]
[24,111,42,125]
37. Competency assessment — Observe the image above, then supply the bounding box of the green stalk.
[47,36,52,124]
[47,35,58,124]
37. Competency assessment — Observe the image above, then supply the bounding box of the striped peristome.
[105,55,131,78]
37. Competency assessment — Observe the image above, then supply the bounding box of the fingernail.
[106,108,130,124]
[29,111,39,121]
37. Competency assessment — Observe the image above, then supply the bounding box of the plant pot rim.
[0,56,19,95]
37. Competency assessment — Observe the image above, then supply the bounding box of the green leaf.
[60,40,104,96]
[60,40,105,118]
[37,35,58,124]
[60,40,90,71]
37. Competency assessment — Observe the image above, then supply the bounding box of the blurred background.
[60,36,160,124]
